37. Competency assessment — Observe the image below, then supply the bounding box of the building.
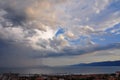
[116,71,120,77]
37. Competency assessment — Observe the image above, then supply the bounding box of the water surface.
[0,66,120,74]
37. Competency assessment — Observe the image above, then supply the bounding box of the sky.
[0,0,120,68]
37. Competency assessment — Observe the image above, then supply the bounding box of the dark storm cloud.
[0,0,28,26]
[2,7,27,26]
[64,43,120,56]
[32,43,120,58]
[0,39,43,67]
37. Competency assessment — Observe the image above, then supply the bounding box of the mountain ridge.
[70,60,120,67]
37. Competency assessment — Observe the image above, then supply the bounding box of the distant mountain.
[71,60,120,66]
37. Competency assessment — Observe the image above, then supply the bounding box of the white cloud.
[0,26,25,42]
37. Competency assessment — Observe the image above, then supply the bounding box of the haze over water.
[0,66,120,74]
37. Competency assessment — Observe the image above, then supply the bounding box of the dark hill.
[71,60,120,66]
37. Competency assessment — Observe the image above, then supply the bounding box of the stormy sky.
[0,0,120,68]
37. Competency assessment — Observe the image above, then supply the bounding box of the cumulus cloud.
[0,0,120,68]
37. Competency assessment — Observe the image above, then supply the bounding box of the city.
[0,71,120,80]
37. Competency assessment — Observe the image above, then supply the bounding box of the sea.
[0,66,120,74]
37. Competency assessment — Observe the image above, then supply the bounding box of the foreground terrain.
[0,71,120,80]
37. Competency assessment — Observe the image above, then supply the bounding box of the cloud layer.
[0,0,120,67]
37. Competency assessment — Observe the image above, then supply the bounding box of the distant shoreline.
[0,66,120,75]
